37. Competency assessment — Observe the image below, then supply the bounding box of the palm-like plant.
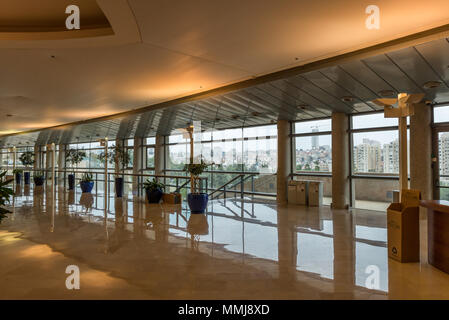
[98,146,131,175]
[143,178,165,192]
[0,171,14,223]
[65,149,86,172]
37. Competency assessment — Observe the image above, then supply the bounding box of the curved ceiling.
[1,0,449,136]
[0,0,112,39]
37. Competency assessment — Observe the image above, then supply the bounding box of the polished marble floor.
[1,183,449,299]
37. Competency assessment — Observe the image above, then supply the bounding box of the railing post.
[241,175,244,199]
[224,186,226,199]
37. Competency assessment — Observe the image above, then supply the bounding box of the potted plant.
[19,151,34,184]
[65,149,86,190]
[184,159,211,214]
[143,178,165,203]
[12,168,23,184]
[79,172,94,193]
[99,146,130,197]
[0,171,14,224]
[33,171,45,186]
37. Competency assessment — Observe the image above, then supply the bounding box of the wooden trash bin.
[387,189,421,262]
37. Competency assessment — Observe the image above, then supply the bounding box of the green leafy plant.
[98,146,131,174]
[33,171,45,179]
[183,159,213,194]
[183,160,209,177]
[19,151,35,167]
[143,178,165,192]
[80,172,93,183]
[65,149,86,170]
[12,168,23,174]
[0,171,14,223]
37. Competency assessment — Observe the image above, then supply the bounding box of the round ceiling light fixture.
[423,81,442,89]
[341,96,354,102]
[378,90,396,97]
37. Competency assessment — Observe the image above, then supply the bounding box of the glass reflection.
[9,183,391,296]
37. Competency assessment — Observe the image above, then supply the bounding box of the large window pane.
[352,113,397,129]
[295,135,331,172]
[212,140,242,170]
[352,130,398,174]
[146,137,156,145]
[295,119,331,134]
[243,125,277,138]
[434,105,449,123]
[243,138,277,173]
[168,143,189,170]
[146,147,155,168]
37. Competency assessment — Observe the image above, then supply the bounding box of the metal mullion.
[291,131,332,138]
[349,126,399,134]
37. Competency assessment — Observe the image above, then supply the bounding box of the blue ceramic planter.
[187,193,209,214]
[34,176,44,186]
[146,188,163,203]
[24,172,30,185]
[68,174,75,190]
[115,177,124,197]
[15,173,22,184]
[80,181,94,193]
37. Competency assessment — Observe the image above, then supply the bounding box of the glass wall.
[164,124,277,196]
[434,105,449,200]
[0,146,34,172]
[293,119,332,205]
[350,112,401,210]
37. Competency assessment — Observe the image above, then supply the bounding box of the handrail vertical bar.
[240,175,243,199]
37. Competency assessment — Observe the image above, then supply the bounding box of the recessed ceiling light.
[378,90,396,97]
[423,81,442,89]
[6,114,13,117]
[297,104,308,110]
[50,55,56,59]
[341,96,354,102]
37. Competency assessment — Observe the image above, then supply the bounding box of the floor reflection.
[1,183,449,299]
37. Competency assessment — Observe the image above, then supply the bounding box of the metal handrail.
[2,167,205,182]
[209,173,257,200]
[227,173,256,191]
[208,174,245,197]
[175,180,190,193]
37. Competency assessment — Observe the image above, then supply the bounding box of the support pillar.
[34,146,41,170]
[277,120,291,205]
[410,103,432,200]
[133,137,144,196]
[410,103,432,260]
[58,144,66,183]
[332,113,350,209]
[154,135,164,177]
